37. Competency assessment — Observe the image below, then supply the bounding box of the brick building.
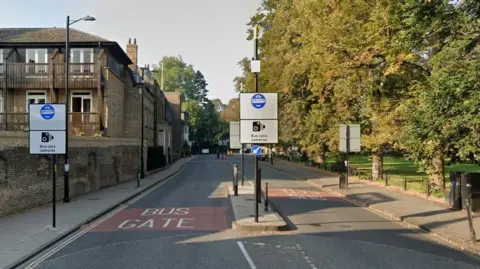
[0,29,187,216]
[0,29,182,155]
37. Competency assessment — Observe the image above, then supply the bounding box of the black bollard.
[265,182,269,211]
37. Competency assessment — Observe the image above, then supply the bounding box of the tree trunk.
[429,155,445,190]
[372,152,384,180]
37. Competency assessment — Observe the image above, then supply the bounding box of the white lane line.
[25,205,126,269]
[237,241,257,269]
[26,166,187,269]
[296,244,318,269]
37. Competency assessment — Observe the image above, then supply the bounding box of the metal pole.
[270,144,273,165]
[466,183,477,243]
[161,62,164,90]
[63,16,70,203]
[241,145,244,186]
[258,168,262,204]
[253,26,260,223]
[140,86,145,180]
[52,155,57,227]
[346,125,350,190]
[234,164,238,196]
[265,182,269,211]
[254,155,258,222]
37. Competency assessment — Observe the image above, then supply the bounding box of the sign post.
[339,124,361,189]
[29,104,66,228]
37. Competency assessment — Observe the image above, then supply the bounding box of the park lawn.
[340,154,480,198]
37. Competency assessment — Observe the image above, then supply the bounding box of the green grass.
[323,154,480,198]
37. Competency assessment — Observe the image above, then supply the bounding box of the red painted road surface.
[267,188,343,201]
[90,207,228,232]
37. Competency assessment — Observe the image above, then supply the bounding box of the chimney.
[126,38,138,72]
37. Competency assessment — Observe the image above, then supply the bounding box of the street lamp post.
[63,15,95,203]
[139,85,145,181]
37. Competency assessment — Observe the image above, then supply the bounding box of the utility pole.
[240,83,244,184]
[253,26,260,223]
[63,15,95,203]
[161,62,164,90]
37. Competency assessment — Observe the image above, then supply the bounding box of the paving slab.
[229,182,287,232]
[0,156,196,269]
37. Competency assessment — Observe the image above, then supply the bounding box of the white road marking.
[25,205,126,269]
[237,241,257,269]
[296,244,318,269]
[25,166,186,269]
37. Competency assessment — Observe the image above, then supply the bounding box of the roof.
[0,28,132,65]
[164,92,181,105]
[0,28,110,43]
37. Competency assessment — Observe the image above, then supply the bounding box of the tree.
[237,0,480,188]
[211,98,226,112]
[221,98,240,122]
[191,71,209,102]
[153,55,195,100]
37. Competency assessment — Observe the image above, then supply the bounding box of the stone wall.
[0,132,144,217]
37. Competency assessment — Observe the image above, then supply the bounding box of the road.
[22,154,480,269]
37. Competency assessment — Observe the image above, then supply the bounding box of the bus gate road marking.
[89,207,228,232]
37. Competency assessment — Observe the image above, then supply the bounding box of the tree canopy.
[234,0,480,188]
[154,56,227,146]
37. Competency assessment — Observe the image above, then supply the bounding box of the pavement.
[0,156,195,269]
[261,158,480,255]
[229,177,287,232]
[2,154,480,268]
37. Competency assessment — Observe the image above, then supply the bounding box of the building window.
[71,91,93,128]
[71,92,92,113]
[25,49,48,75]
[26,91,48,112]
[71,48,94,74]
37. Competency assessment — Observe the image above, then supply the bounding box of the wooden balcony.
[0,112,100,136]
[0,63,100,89]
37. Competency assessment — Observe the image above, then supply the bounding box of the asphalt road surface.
[22,154,480,269]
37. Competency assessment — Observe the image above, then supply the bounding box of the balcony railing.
[0,112,100,136]
[0,63,100,89]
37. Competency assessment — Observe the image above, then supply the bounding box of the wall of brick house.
[0,132,147,217]
[164,92,182,160]
[104,68,125,138]
[122,75,155,146]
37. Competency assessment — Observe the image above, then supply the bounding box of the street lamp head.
[83,16,96,21]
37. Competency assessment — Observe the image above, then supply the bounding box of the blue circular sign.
[251,94,266,109]
[252,145,262,156]
[40,104,55,120]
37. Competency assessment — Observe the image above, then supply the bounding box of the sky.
[0,0,262,104]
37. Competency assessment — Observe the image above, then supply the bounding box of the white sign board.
[29,103,66,155]
[240,120,278,144]
[229,121,241,149]
[339,124,361,152]
[240,93,278,120]
[240,93,278,144]
[251,60,261,73]
[29,104,66,131]
[29,131,66,154]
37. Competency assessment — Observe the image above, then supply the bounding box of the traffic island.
[229,183,288,232]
